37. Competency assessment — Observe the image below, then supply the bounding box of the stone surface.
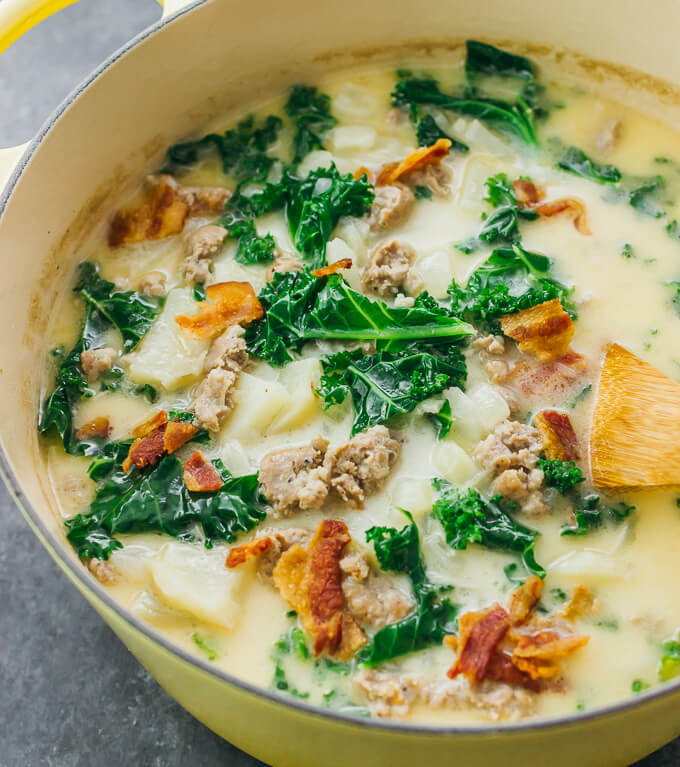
[0,1,675,765]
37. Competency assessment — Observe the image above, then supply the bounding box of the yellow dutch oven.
[2,1,680,765]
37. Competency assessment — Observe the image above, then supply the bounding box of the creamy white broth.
[41,47,680,724]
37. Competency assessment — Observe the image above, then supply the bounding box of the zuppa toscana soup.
[40,40,680,724]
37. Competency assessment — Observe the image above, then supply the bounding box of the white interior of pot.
[1,0,680,550]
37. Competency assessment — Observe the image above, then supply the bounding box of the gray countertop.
[0,3,676,765]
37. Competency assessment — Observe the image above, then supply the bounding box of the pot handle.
[0,0,80,56]
[159,0,197,19]
[0,142,29,195]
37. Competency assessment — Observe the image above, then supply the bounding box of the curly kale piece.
[392,59,539,147]
[539,459,586,494]
[366,513,428,588]
[74,262,160,352]
[455,173,538,253]
[464,40,550,119]
[317,341,466,436]
[427,399,453,439]
[415,113,468,153]
[561,494,635,536]
[446,244,573,331]
[220,164,373,269]
[168,114,282,183]
[65,452,267,560]
[465,40,535,82]
[359,511,457,665]
[431,483,545,577]
[285,165,374,267]
[285,85,337,164]
[247,270,473,367]
[555,146,621,184]
[39,263,161,454]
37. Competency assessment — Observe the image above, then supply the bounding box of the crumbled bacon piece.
[446,579,589,691]
[377,139,451,186]
[508,576,543,626]
[448,606,510,682]
[512,630,589,680]
[500,299,574,362]
[122,417,198,472]
[560,585,598,621]
[533,198,591,235]
[273,519,366,659]
[513,178,589,235]
[175,281,264,339]
[109,180,189,247]
[512,179,543,206]
[484,651,543,691]
[75,417,111,440]
[311,258,353,278]
[225,536,274,568]
[183,450,224,492]
[164,421,200,453]
[132,410,168,438]
[534,410,580,461]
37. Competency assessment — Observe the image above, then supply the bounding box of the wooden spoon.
[590,343,680,488]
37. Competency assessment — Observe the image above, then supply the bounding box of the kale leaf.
[75,262,160,352]
[359,510,457,665]
[168,114,282,183]
[392,72,538,147]
[39,314,106,455]
[456,173,538,253]
[220,164,373,269]
[465,40,551,119]
[554,142,668,218]
[464,40,549,116]
[561,493,634,536]
[431,483,545,577]
[284,165,374,268]
[358,589,456,667]
[232,219,277,265]
[465,40,535,82]
[625,175,666,218]
[366,513,428,587]
[538,459,586,494]
[603,174,667,219]
[318,342,466,435]
[39,263,161,454]
[220,182,285,265]
[446,244,572,330]
[427,399,453,439]
[246,269,474,366]
[415,114,469,153]
[555,146,621,184]
[285,85,337,164]
[65,453,267,560]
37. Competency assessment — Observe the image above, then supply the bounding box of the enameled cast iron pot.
[2,1,680,764]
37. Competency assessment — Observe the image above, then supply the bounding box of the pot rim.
[2,0,678,740]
